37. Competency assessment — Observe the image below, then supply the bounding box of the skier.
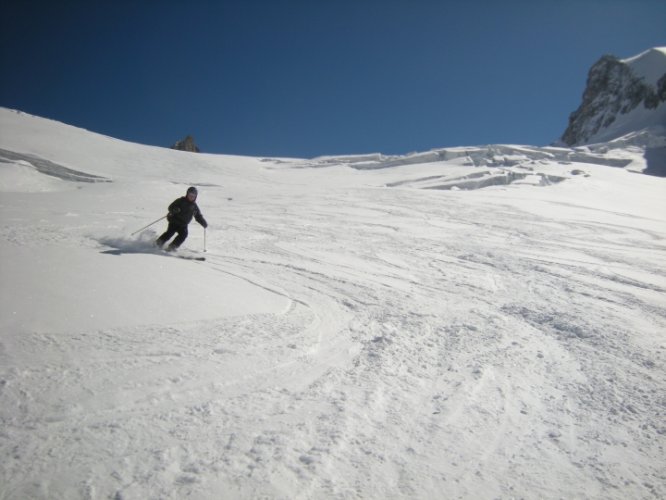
[155,186,208,251]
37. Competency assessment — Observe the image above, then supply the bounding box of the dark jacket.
[167,197,207,228]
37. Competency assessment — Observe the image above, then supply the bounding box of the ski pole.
[131,215,167,236]
[204,227,207,252]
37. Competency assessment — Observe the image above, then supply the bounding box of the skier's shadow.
[99,237,162,257]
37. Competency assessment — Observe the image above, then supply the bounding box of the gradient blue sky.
[1,0,664,158]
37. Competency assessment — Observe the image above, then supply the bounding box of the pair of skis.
[158,249,206,261]
[172,254,206,262]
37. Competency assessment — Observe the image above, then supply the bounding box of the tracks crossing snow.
[1,164,665,498]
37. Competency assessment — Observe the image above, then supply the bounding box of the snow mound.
[1,231,291,334]
[0,158,69,193]
[0,148,112,186]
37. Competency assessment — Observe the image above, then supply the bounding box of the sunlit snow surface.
[1,108,665,499]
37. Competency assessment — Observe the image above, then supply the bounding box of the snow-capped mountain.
[561,47,666,147]
[1,99,665,500]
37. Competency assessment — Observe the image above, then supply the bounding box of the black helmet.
[186,186,198,198]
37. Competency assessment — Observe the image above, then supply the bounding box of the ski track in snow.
[4,188,665,499]
[1,124,666,497]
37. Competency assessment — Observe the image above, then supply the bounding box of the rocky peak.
[170,135,200,153]
[561,48,666,146]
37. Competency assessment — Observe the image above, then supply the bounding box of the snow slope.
[1,108,665,499]
[622,47,666,87]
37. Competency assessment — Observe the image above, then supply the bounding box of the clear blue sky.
[1,0,664,158]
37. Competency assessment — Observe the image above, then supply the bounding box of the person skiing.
[155,186,208,251]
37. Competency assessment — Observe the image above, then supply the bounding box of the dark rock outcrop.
[170,135,200,153]
[561,52,666,146]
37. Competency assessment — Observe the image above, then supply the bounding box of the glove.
[202,221,208,229]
